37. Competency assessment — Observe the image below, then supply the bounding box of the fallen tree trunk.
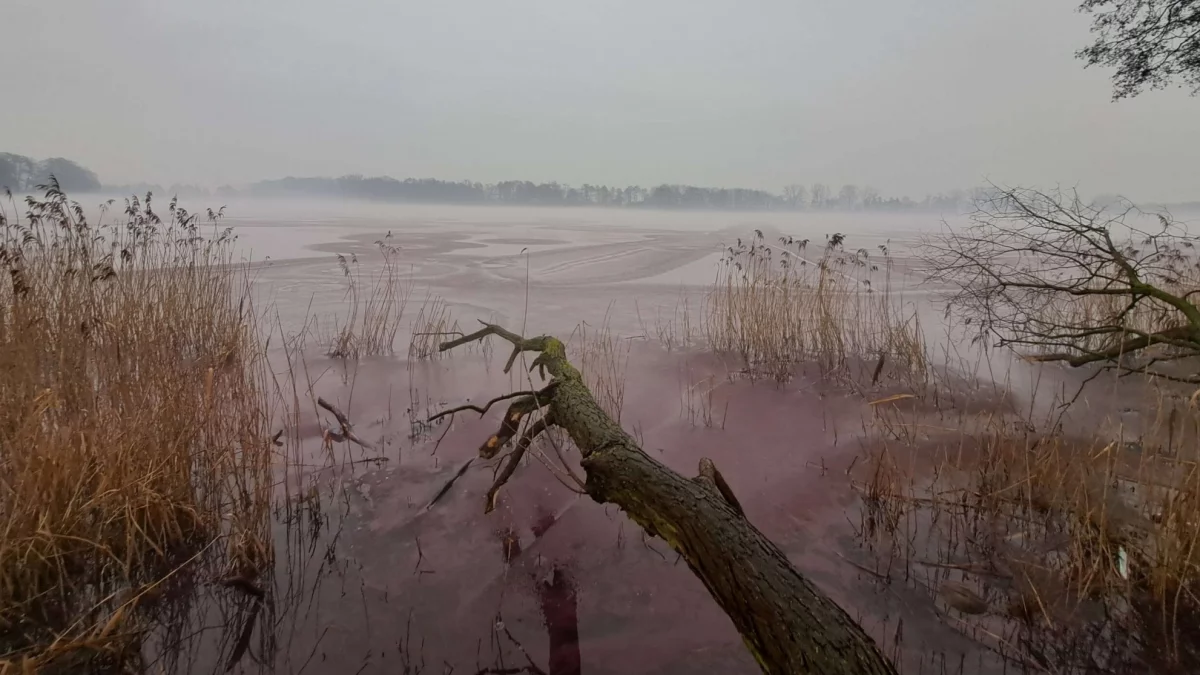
[436,323,897,675]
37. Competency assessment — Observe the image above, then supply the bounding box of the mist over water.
[4,0,1199,670]
[224,201,941,334]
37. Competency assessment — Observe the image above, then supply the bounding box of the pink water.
[161,202,1037,674]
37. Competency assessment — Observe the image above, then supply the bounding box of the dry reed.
[0,183,272,667]
[704,231,926,385]
[570,311,630,422]
[408,294,460,359]
[328,240,411,358]
[859,376,1200,672]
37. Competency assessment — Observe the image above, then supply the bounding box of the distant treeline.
[0,153,101,194]
[159,177,1200,213]
[5,152,1194,213]
[233,175,978,212]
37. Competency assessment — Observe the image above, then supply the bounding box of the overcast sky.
[2,0,1196,201]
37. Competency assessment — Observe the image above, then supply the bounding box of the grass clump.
[0,182,272,668]
[408,294,461,359]
[704,230,926,385]
[328,238,411,358]
[570,310,631,423]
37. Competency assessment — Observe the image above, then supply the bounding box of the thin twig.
[835,550,891,580]
[429,383,558,423]
[424,458,475,511]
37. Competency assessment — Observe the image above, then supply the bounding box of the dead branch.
[1027,325,1195,366]
[695,457,745,518]
[486,414,554,513]
[316,396,375,450]
[922,185,1200,383]
[428,383,559,423]
[479,394,551,459]
[439,322,896,675]
[440,321,550,375]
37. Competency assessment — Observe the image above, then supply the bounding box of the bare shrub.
[923,186,1200,383]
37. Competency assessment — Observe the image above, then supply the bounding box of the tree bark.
[438,323,897,675]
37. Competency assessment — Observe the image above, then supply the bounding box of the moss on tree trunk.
[437,323,897,675]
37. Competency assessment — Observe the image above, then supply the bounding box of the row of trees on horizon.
[0,151,987,212]
[4,151,1189,213]
[243,175,983,212]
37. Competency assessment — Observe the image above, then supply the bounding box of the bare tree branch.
[485,414,555,513]
[923,185,1200,382]
[317,396,375,450]
[1077,0,1200,99]
[428,383,559,422]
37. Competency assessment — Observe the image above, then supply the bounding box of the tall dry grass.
[637,293,697,352]
[704,231,926,385]
[328,240,411,358]
[0,183,271,666]
[570,311,631,422]
[407,294,460,359]
[859,380,1200,672]
[677,361,724,429]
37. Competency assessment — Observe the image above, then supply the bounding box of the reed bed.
[704,231,926,386]
[859,374,1200,673]
[0,183,272,669]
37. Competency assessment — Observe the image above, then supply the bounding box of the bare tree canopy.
[923,186,1200,382]
[1078,0,1200,99]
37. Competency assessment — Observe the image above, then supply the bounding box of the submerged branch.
[317,396,375,450]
